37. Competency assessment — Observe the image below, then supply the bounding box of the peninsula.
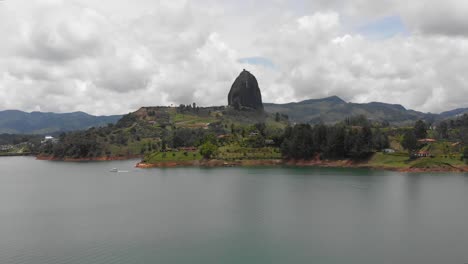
[31,70,468,172]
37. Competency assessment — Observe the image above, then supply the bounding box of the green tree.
[414,120,427,139]
[200,142,218,159]
[436,121,449,139]
[280,124,315,160]
[402,130,418,153]
[254,123,267,137]
[463,148,468,164]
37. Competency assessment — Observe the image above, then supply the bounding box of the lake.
[1,157,468,264]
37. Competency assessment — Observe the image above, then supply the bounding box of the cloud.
[0,0,244,114]
[399,1,468,36]
[250,10,468,113]
[1,0,468,115]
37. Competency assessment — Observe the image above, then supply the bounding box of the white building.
[41,136,58,144]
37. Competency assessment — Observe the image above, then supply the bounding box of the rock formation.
[228,70,264,110]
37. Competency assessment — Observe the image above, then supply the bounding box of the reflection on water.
[0,157,467,264]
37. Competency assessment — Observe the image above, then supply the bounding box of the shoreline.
[0,153,34,157]
[31,155,468,173]
[36,155,142,162]
[136,158,468,173]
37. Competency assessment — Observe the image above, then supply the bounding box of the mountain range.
[0,110,122,134]
[1,96,467,134]
[264,96,466,125]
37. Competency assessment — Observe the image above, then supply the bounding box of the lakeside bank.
[135,157,468,173]
[30,152,468,173]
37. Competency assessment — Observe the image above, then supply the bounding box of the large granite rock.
[228,70,264,110]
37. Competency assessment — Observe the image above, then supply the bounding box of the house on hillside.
[418,138,437,143]
[178,147,197,152]
[0,145,13,151]
[383,148,395,153]
[249,131,260,137]
[41,136,58,144]
[414,151,431,158]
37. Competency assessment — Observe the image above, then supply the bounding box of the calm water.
[1,157,468,264]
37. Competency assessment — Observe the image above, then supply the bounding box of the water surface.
[1,157,468,264]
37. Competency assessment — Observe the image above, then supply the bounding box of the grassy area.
[172,113,217,128]
[369,152,466,169]
[421,141,461,156]
[368,152,411,168]
[217,144,281,160]
[99,138,160,157]
[144,151,202,163]
[409,156,465,168]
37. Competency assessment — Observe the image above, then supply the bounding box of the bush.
[200,142,218,159]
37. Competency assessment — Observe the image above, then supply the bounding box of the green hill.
[39,105,288,160]
[264,96,437,125]
[0,110,122,134]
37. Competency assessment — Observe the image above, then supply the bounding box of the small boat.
[110,168,118,172]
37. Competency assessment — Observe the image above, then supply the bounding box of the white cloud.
[1,0,468,115]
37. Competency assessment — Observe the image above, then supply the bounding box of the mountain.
[228,70,263,110]
[0,110,122,134]
[439,108,468,119]
[264,96,437,125]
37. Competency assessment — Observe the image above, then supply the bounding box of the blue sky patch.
[238,57,277,69]
[357,15,408,39]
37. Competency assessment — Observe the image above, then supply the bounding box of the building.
[41,136,58,144]
[0,145,13,151]
[249,131,260,137]
[418,138,437,143]
[415,151,431,158]
[383,148,395,153]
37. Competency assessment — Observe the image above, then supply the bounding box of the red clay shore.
[36,155,142,162]
[135,159,284,168]
[136,158,468,173]
[35,155,468,172]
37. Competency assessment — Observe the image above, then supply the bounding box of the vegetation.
[0,110,121,134]
[199,142,218,159]
[401,130,418,153]
[38,105,288,160]
[143,151,202,163]
[280,123,388,160]
[27,101,468,171]
[0,134,42,155]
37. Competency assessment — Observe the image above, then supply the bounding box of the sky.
[1,0,468,115]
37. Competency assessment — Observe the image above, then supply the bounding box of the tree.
[402,130,418,153]
[414,120,427,139]
[254,123,267,137]
[373,128,389,150]
[324,125,346,159]
[275,112,280,122]
[463,148,468,164]
[280,124,315,160]
[347,125,373,159]
[436,121,448,139]
[200,142,218,159]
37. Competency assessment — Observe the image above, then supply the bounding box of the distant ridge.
[294,96,346,105]
[0,110,122,134]
[264,96,443,125]
[439,108,468,119]
[2,96,468,133]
